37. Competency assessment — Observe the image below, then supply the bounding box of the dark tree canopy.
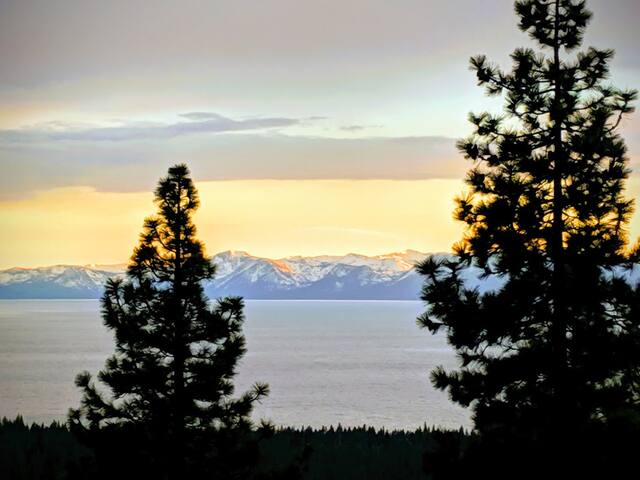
[69,164,269,479]
[418,0,639,470]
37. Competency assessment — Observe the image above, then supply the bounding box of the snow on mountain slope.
[205,250,429,298]
[0,251,430,299]
[0,265,124,299]
[4,250,635,300]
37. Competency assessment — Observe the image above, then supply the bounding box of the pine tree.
[69,164,269,479]
[418,0,639,471]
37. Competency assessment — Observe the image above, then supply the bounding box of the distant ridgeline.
[3,250,637,300]
[0,250,431,300]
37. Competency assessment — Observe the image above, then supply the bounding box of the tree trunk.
[170,187,186,479]
[550,0,570,433]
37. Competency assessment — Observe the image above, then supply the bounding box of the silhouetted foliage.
[1,417,474,480]
[418,0,639,474]
[0,417,93,480]
[68,164,270,479]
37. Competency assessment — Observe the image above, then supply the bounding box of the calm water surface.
[0,300,470,430]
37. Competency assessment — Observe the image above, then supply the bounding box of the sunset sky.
[1,0,639,269]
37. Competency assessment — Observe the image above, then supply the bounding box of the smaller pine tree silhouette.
[69,164,270,479]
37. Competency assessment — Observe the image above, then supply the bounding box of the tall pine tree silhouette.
[418,0,639,472]
[69,164,269,479]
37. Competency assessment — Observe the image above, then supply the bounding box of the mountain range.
[4,250,636,300]
[0,250,432,300]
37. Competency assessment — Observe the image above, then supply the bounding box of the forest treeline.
[0,417,472,480]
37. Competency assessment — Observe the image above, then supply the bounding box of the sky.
[0,0,639,268]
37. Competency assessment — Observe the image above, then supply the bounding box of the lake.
[0,299,470,430]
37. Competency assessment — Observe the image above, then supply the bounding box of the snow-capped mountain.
[5,251,635,300]
[0,265,122,299]
[0,250,429,300]
[208,250,428,299]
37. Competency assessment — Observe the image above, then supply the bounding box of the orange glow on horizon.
[1,177,639,270]
[0,180,465,269]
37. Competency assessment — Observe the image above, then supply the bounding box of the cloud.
[1,0,636,90]
[0,133,462,200]
[339,124,382,132]
[179,112,226,121]
[0,113,301,143]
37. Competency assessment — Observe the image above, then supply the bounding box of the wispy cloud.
[338,124,382,132]
[0,112,302,143]
[178,112,225,121]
